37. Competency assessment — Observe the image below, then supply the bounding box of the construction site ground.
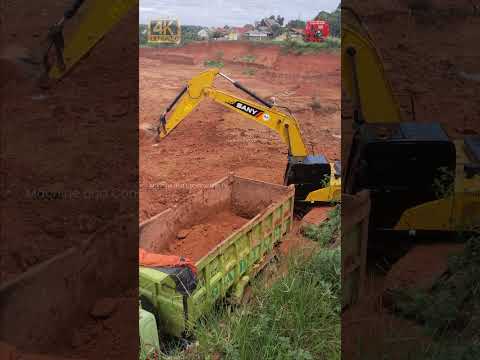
[139,41,340,221]
[1,1,138,358]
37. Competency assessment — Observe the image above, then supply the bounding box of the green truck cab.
[139,303,161,360]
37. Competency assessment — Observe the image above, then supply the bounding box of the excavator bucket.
[48,0,137,79]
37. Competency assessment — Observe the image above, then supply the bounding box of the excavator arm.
[157,68,308,157]
[156,68,340,203]
[341,7,402,124]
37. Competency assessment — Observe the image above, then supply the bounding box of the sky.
[139,0,339,27]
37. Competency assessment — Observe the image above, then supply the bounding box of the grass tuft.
[204,59,224,68]
[303,205,341,246]
[280,38,341,55]
[390,235,480,358]
[239,54,256,63]
[242,68,256,76]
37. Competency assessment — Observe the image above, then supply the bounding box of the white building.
[197,28,210,40]
[245,30,271,41]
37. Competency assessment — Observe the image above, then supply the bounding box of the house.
[287,28,304,40]
[227,27,248,41]
[211,27,229,39]
[197,28,210,40]
[245,30,271,41]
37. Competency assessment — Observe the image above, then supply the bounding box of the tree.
[139,24,148,45]
[271,23,282,37]
[181,25,203,43]
[276,15,284,26]
[286,19,306,29]
[315,5,340,37]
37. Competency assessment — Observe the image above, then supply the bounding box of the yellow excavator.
[342,6,480,235]
[15,0,137,81]
[153,68,341,205]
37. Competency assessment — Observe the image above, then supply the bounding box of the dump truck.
[139,175,295,337]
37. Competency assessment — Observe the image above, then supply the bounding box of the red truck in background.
[304,20,330,42]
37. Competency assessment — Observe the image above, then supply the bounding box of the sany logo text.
[232,101,263,117]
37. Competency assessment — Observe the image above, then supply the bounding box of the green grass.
[303,205,341,247]
[389,235,480,358]
[280,38,341,55]
[204,60,224,68]
[238,54,256,63]
[242,68,256,76]
[204,51,225,68]
[189,248,340,360]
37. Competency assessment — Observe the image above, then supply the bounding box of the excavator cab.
[284,155,333,202]
[348,122,457,229]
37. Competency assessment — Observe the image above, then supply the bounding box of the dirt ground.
[1,1,138,358]
[1,1,138,283]
[139,41,341,221]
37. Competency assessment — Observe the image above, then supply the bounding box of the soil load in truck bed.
[139,175,295,337]
[166,210,250,262]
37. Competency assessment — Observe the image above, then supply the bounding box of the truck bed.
[139,174,295,337]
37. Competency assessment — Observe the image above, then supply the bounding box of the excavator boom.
[158,68,308,157]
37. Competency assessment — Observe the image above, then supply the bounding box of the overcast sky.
[139,0,339,27]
